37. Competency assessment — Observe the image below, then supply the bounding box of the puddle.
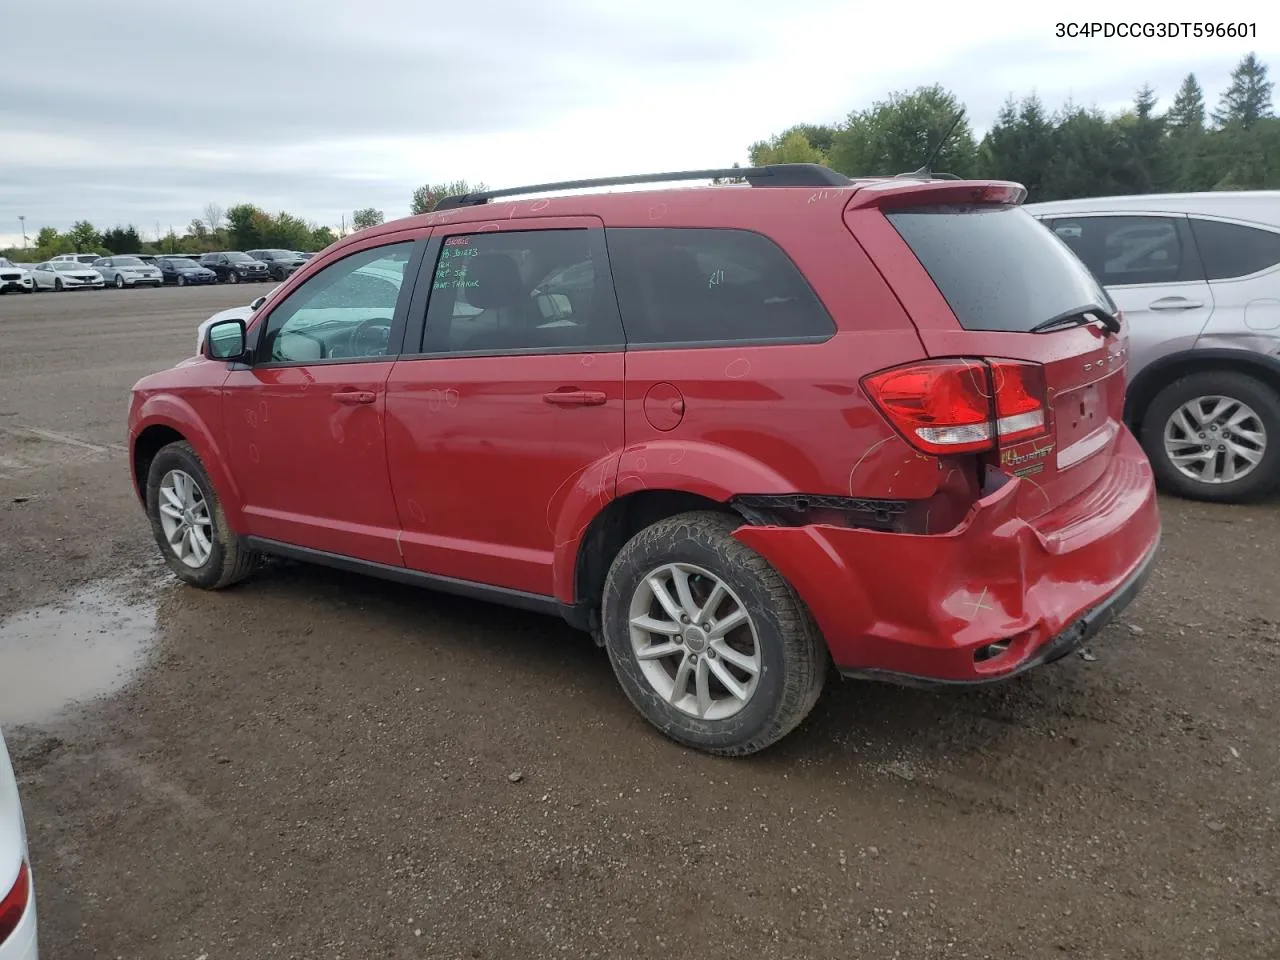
[0,581,156,726]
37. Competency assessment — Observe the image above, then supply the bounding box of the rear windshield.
[886,205,1114,332]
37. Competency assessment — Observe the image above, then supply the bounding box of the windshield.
[226,252,253,263]
[54,261,90,272]
[885,205,1115,333]
[114,256,144,266]
[170,258,199,269]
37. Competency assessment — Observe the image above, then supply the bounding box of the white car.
[0,259,34,294]
[92,256,163,289]
[0,731,37,960]
[196,287,279,354]
[49,253,99,265]
[30,261,105,292]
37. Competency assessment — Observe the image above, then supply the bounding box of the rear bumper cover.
[733,428,1161,684]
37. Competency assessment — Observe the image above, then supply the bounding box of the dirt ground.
[0,285,1277,960]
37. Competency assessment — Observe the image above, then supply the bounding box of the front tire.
[228,271,239,284]
[1141,370,1280,503]
[177,275,186,287]
[145,441,260,589]
[114,274,125,289]
[601,511,827,756]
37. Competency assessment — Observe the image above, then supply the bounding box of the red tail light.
[862,359,1048,456]
[0,861,30,945]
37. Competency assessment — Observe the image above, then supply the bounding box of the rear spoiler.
[845,179,1027,210]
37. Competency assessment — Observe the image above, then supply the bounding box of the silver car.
[1025,192,1280,503]
[92,255,163,289]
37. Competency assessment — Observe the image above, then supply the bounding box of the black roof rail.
[433,163,853,211]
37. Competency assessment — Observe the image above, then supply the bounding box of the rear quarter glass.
[885,205,1116,332]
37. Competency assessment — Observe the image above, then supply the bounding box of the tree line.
[5,53,1273,264]
[749,52,1277,198]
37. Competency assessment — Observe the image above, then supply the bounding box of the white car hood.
[0,731,28,899]
[195,285,282,354]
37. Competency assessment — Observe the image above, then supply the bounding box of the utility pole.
[18,216,27,248]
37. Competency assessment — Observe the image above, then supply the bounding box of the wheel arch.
[131,397,245,529]
[1126,348,1280,434]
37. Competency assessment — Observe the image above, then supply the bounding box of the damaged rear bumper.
[732,429,1161,684]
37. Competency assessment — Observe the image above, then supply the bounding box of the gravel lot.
[1,285,1278,959]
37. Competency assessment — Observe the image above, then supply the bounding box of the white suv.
[1025,192,1280,503]
[50,254,100,265]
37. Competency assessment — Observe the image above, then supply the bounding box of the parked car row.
[0,250,315,294]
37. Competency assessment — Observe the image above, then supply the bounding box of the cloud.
[0,0,1275,244]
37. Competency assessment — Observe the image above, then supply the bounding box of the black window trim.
[603,225,836,352]
[245,234,429,369]
[1044,212,1206,289]
[400,224,628,360]
[1185,213,1280,282]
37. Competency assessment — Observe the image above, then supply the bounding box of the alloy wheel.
[1163,394,1267,485]
[157,469,214,568]
[627,562,762,720]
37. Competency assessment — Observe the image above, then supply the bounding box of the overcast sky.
[1,0,1275,248]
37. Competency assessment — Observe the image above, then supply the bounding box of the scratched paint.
[724,357,751,379]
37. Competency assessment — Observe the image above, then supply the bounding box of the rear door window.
[1187,218,1280,280]
[885,205,1113,332]
[606,227,834,347]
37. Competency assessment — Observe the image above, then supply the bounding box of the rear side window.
[420,229,624,355]
[1188,218,1280,280]
[886,205,1113,333]
[607,228,834,347]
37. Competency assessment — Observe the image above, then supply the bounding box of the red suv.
[128,164,1161,756]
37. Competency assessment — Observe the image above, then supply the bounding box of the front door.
[1046,213,1215,373]
[385,219,626,598]
[220,233,426,566]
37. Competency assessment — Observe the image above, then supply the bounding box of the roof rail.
[433,163,853,211]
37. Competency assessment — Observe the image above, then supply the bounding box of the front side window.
[420,229,622,354]
[1188,218,1280,281]
[607,227,834,346]
[260,242,414,363]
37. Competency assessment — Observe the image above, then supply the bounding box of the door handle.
[542,389,607,407]
[1149,297,1204,311]
[333,390,376,405]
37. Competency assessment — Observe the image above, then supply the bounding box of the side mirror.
[204,319,248,361]
[250,295,267,311]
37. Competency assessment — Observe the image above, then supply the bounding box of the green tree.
[225,203,265,250]
[1042,104,1127,200]
[828,85,977,178]
[1167,74,1205,132]
[101,225,143,254]
[1213,52,1274,130]
[310,226,337,250]
[749,127,829,167]
[410,180,486,215]
[67,220,101,253]
[35,227,60,250]
[352,207,384,231]
[1114,84,1170,194]
[976,94,1057,197]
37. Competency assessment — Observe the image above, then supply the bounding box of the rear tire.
[1141,370,1280,503]
[145,441,260,589]
[601,511,827,756]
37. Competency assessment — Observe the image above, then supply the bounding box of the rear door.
[848,193,1131,513]
[384,218,626,598]
[1044,213,1214,374]
[1185,215,1280,348]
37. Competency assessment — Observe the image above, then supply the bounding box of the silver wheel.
[157,469,214,568]
[114,274,124,289]
[1164,394,1267,485]
[628,562,761,720]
